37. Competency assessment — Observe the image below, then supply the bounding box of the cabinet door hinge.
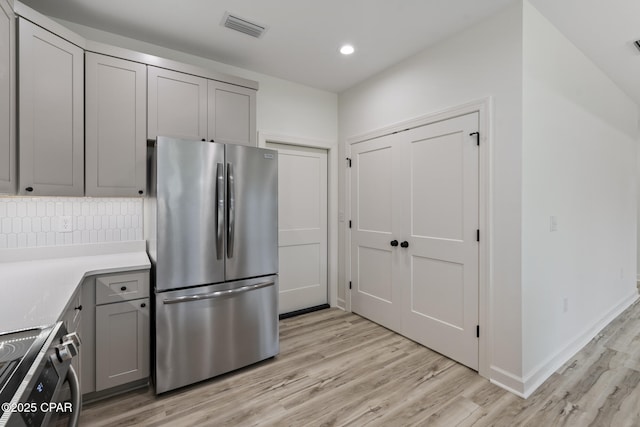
[476,325,480,338]
[349,281,352,290]
[349,220,352,229]
[476,229,480,242]
[346,157,352,168]
[470,132,480,146]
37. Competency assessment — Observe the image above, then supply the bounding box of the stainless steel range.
[0,322,80,427]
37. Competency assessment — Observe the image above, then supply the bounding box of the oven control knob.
[63,332,82,349]
[54,336,80,363]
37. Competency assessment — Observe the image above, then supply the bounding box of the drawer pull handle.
[140,303,146,308]
[75,305,82,311]
[25,187,34,192]
[120,286,127,291]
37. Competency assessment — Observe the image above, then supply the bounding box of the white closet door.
[350,134,403,332]
[400,112,479,370]
[350,112,479,371]
[270,143,328,314]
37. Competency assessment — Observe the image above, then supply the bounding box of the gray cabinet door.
[60,288,83,392]
[18,18,84,196]
[0,0,15,194]
[95,298,149,391]
[147,66,207,141]
[86,53,147,197]
[208,80,256,146]
[80,276,96,394]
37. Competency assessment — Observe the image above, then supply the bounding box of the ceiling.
[18,0,640,105]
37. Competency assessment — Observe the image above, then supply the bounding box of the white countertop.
[0,241,150,334]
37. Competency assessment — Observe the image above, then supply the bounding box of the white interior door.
[350,112,479,370]
[268,143,328,314]
[350,134,403,332]
[400,113,479,370]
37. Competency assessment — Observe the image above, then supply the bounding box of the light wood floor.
[80,302,640,426]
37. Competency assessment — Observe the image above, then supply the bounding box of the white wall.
[521,1,639,395]
[338,2,525,388]
[57,20,338,144]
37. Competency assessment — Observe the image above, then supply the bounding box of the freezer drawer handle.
[162,280,275,305]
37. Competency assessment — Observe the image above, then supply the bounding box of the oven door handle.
[162,281,274,305]
[66,365,81,427]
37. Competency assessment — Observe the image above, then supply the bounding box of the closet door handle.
[390,240,399,247]
[400,241,409,248]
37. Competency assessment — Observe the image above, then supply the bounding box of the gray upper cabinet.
[18,18,84,196]
[147,66,207,141]
[85,53,147,197]
[208,80,256,146]
[148,65,257,145]
[0,0,15,194]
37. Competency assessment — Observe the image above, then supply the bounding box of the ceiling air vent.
[222,12,267,38]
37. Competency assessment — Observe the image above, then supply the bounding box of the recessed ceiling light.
[340,44,355,55]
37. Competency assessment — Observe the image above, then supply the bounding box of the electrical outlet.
[550,216,558,232]
[59,216,72,233]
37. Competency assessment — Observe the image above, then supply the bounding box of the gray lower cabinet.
[95,298,149,391]
[18,17,84,196]
[61,287,83,389]
[85,52,147,197]
[81,270,150,396]
[0,0,15,194]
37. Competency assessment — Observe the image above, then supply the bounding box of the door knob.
[400,241,409,248]
[390,240,399,247]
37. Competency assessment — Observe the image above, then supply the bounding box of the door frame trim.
[345,97,492,379]
[258,132,338,309]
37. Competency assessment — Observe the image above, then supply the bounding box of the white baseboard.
[521,291,638,398]
[488,291,638,399]
[336,298,346,310]
[489,366,526,398]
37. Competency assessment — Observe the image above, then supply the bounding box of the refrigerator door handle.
[216,163,224,260]
[162,280,275,304]
[227,162,235,258]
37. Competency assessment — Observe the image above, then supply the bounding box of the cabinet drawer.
[95,271,149,305]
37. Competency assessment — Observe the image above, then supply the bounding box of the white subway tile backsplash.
[22,217,31,233]
[12,218,21,234]
[2,218,10,234]
[17,202,26,218]
[0,197,143,249]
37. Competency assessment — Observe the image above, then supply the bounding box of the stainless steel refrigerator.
[146,136,278,394]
